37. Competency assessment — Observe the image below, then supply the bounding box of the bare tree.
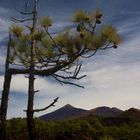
[0,31,12,140]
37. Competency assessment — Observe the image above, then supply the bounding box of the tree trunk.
[26,33,37,140]
[0,32,12,140]
[26,1,37,140]
[0,74,12,140]
[27,38,36,140]
[27,74,36,140]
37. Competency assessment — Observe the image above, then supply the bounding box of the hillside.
[77,106,123,118]
[39,104,87,120]
[40,105,124,120]
[6,106,140,140]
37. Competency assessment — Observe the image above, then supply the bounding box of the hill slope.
[77,106,123,118]
[39,104,87,120]
[40,105,124,120]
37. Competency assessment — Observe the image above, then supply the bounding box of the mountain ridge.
[40,104,87,120]
[39,104,139,121]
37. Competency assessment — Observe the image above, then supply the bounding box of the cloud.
[0,74,81,118]
[0,44,8,73]
[0,74,72,96]
[0,7,11,16]
[117,18,140,39]
[0,7,12,41]
[60,16,140,111]
[1,3,140,118]
[0,18,9,42]
[0,7,13,72]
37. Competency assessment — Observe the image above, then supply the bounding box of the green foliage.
[94,9,103,19]
[10,25,24,37]
[73,9,103,25]
[101,25,121,44]
[6,118,28,140]
[55,30,81,55]
[40,16,53,28]
[9,9,121,69]
[5,116,140,140]
[31,30,45,41]
[73,10,89,23]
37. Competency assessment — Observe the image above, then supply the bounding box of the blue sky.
[0,0,140,118]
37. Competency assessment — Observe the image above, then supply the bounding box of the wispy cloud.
[0,7,12,41]
[0,7,11,16]
[0,2,140,118]
[0,18,9,42]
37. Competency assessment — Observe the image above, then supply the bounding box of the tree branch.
[81,49,98,58]
[33,97,59,112]
[52,75,84,88]
[11,17,33,23]
[15,7,33,15]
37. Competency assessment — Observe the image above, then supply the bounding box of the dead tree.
[0,31,12,140]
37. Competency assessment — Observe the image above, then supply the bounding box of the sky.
[0,0,140,118]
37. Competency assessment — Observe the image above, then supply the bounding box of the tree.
[0,31,12,140]
[0,0,121,140]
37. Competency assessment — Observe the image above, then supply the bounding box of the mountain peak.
[39,105,140,121]
[119,108,140,118]
[128,108,140,111]
[77,106,123,118]
[63,104,74,108]
[40,104,86,120]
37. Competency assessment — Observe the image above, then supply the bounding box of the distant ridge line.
[39,104,140,121]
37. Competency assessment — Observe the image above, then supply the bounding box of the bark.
[26,1,37,140]
[0,74,12,140]
[0,32,12,140]
[27,39,36,140]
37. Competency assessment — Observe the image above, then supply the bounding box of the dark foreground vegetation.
[6,114,140,140]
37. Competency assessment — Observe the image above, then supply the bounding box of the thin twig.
[11,17,33,23]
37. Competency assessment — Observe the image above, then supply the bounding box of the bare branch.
[92,22,97,33]
[34,90,39,94]
[33,97,59,112]
[18,11,33,15]
[81,49,98,58]
[52,75,84,88]
[60,81,84,88]
[25,75,29,78]
[11,17,33,23]
[53,73,86,80]
[81,22,92,33]
[99,46,113,50]
[15,7,33,15]
[74,64,82,76]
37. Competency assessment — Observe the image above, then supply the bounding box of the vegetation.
[0,0,120,140]
[5,115,140,140]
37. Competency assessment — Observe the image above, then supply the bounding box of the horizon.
[39,104,140,115]
[7,103,140,119]
[0,0,140,119]
[10,103,140,119]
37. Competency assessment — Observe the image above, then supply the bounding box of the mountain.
[101,108,140,126]
[40,105,123,120]
[39,104,87,120]
[119,108,140,119]
[77,106,123,118]
[40,105,140,122]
